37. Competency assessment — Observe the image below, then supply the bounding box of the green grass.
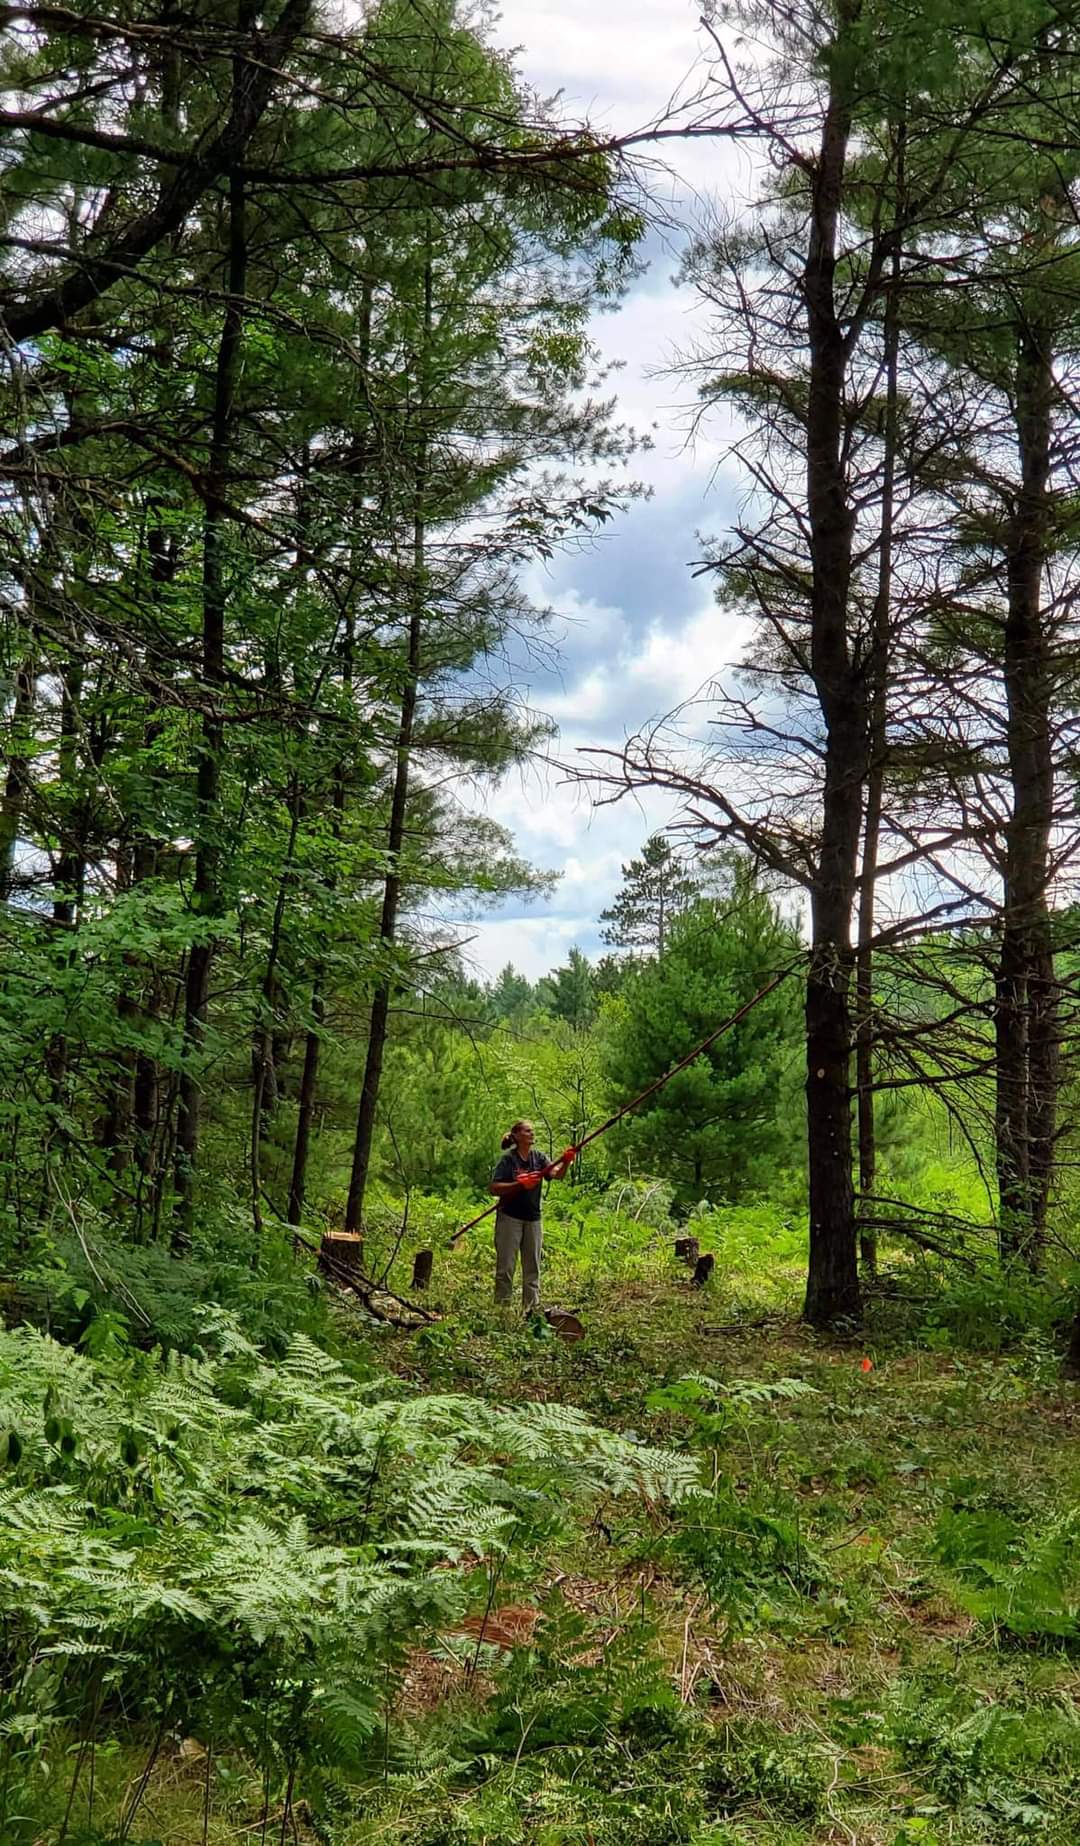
[350,1199,1080,1846]
[14,1192,1080,1844]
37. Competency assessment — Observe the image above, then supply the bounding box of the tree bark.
[99,843,137,1169]
[343,258,431,1239]
[802,13,863,1328]
[0,643,34,902]
[286,592,356,1229]
[344,595,423,1237]
[288,974,323,1226]
[287,280,372,1228]
[250,776,302,1248]
[856,148,903,1279]
[996,318,1054,1265]
[44,660,86,1112]
[174,90,250,1248]
[319,1229,363,1281]
[130,503,180,1184]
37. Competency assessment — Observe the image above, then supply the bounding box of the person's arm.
[488,1155,543,1200]
[543,1147,578,1181]
[489,1175,540,1198]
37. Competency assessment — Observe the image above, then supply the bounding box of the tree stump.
[456,1603,540,1649]
[318,1231,363,1282]
[1066,1308,1080,1380]
[412,1249,434,1290]
[674,1236,700,1267]
[544,1308,584,1343]
[691,1253,715,1287]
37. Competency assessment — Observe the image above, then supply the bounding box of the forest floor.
[356,1233,1080,1846]
[51,1217,1080,1846]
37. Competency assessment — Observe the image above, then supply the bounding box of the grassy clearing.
[18,1198,1080,1844]
[353,1205,1080,1846]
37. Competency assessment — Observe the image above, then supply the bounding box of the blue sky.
[445,1,752,982]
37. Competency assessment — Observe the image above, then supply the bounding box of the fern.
[0,1311,692,1827]
[935,1504,1080,1642]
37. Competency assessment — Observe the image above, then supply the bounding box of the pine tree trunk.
[856,766,883,1280]
[287,977,323,1226]
[344,259,430,1239]
[287,285,372,1229]
[100,844,137,1169]
[805,897,860,1328]
[0,643,34,902]
[994,944,1030,1247]
[856,169,902,1279]
[131,838,166,1185]
[344,589,422,1235]
[801,15,863,1328]
[45,661,86,1113]
[250,779,302,1245]
[997,319,1054,1266]
[1065,1304,1080,1379]
[174,115,249,1248]
[1028,933,1058,1239]
[287,588,358,1228]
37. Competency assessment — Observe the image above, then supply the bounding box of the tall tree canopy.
[0,0,644,1249]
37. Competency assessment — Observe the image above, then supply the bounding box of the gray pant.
[494,1211,542,1309]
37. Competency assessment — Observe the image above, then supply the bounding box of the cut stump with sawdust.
[456,1603,540,1650]
[544,1308,584,1342]
[318,1230,363,1279]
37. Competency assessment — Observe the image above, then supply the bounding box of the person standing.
[489,1119,574,1309]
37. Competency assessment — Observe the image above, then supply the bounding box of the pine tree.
[491,965,537,1020]
[539,947,597,1030]
[599,836,697,959]
[603,883,802,1201]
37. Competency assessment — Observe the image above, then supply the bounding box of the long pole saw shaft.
[449,965,794,1247]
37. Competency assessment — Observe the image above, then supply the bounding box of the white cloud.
[439,2,758,980]
[446,595,758,982]
[455,914,598,983]
[540,599,753,732]
[493,1,751,203]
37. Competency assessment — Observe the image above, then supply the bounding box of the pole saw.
[449,964,794,1248]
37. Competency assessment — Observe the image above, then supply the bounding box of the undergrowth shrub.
[0,1316,696,1840]
[885,1676,1080,1826]
[685,1203,807,1305]
[933,1500,1080,1645]
[12,1207,328,1354]
[917,1265,1069,1355]
[379,1593,705,1846]
[703,1722,829,1823]
[663,1481,831,1630]
[544,1189,672,1280]
[640,1375,828,1628]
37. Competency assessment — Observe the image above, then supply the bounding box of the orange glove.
[560,1146,577,1167]
[517,1169,543,1190]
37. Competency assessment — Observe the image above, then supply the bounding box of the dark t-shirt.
[491,1147,552,1223]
